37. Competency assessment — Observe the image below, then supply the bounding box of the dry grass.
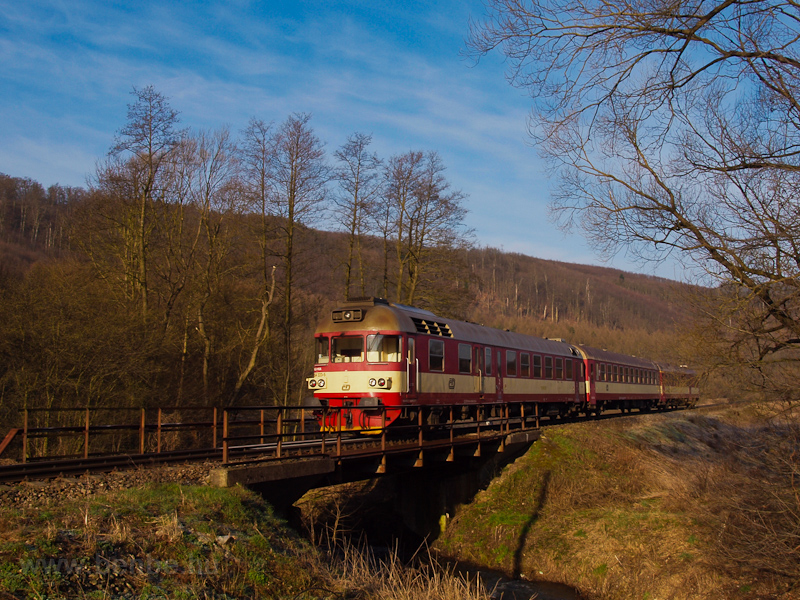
[321,541,492,600]
[153,510,183,542]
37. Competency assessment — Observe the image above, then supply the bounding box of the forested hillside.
[0,172,692,423]
[0,88,698,427]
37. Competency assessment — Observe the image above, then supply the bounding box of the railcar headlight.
[309,379,317,388]
[369,378,377,387]
[378,378,386,387]
[317,379,325,388]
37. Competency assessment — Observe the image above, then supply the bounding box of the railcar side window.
[485,347,492,376]
[545,356,553,379]
[599,363,606,382]
[458,344,472,373]
[555,358,563,379]
[533,355,542,378]
[366,335,402,363]
[565,358,573,380]
[331,336,363,363]
[612,365,618,382]
[315,337,330,364]
[429,339,445,372]
[521,353,530,377]
[506,351,517,377]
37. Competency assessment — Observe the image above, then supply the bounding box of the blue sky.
[0,0,685,278]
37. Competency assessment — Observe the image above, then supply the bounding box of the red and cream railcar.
[573,346,662,413]
[307,298,586,432]
[656,365,700,409]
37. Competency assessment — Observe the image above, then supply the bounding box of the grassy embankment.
[0,482,489,599]
[435,402,800,600]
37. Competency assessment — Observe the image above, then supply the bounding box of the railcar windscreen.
[366,334,402,363]
[332,335,364,363]
[315,337,330,364]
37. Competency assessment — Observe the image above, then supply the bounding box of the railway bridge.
[0,404,541,535]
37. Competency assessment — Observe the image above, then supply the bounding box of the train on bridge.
[307,298,699,432]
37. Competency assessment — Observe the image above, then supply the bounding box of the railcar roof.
[573,345,658,369]
[316,298,576,357]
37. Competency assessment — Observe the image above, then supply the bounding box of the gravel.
[0,461,215,507]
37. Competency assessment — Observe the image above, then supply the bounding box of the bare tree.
[270,113,329,406]
[385,151,424,301]
[104,85,182,319]
[385,151,470,306]
[189,127,240,404]
[334,132,382,299]
[236,118,280,402]
[470,0,800,396]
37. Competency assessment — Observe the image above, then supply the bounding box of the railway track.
[0,436,362,483]
[0,403,706,484]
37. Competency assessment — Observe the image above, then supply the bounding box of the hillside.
[465,248,686,332]
[0,172,691,337]
[0,172,698,423]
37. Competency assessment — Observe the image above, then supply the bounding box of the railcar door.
[474,345,485,397]
[587,361,596,405]
[496,350,504,402]
[406,337,418,398]
[571,358,580,402]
